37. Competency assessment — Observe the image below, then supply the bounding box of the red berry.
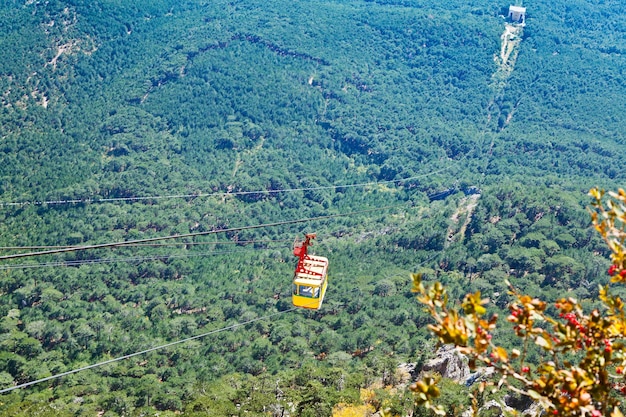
[621,270,626,278]
[609,265,618,276]
[522,366,530,373]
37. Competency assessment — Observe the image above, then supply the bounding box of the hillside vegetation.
[0,0,624,415]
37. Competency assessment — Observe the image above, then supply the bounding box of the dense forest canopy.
[0,0,624,415]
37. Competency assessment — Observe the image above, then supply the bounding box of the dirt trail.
[446,194,480,245]
[493,23,523,83]
[47,42,76,69]
[500,24,521,66]
[484,22,524,132]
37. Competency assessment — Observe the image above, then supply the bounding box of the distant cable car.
[292,233,328,310]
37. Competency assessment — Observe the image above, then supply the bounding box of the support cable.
[0,238,292,251]
[0,223,411,270]
[0,204,407,261]
[0,164,454,208]
[0,243,445,395]
[0,306,302,395]
[0,247,278,270]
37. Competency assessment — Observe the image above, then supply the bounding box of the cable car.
[292,233,328,310]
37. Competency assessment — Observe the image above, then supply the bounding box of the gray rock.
[480,400,515,416]
[504,392,533,411]
[398,362,418,380]
[420,344,470,382]
[522,402,543,417]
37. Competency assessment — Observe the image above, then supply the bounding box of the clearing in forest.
[492,23,523,87]
[446,194,481,245]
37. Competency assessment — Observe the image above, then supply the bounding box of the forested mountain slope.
[0,0,624,415]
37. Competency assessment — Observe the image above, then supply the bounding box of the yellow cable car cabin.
[292,234,329,310]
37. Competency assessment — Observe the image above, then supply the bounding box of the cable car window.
[299,286,314,298]
[313,287,320,298]
[292,284,298,295]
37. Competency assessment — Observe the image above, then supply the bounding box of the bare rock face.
[522,402,543,417]
[418,347,542,417]
[478,400,516,417]
[397,362,418,383]
[504,393,533,412]
[461,398,542,417]
[464,366,495,387]
[420,344,470,382]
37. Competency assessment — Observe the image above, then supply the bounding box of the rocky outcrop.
[420,344,470,382]
[504,392,534,412]
[419,347,542,417]
[416,346,543,416]
[521,402,543,417]
[464,366,496,387]
[397,362,418,383]
[477,400,516,417]
[461,397,541,417]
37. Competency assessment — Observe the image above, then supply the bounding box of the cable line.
[0,239,292,251]
[0,203,407,261]
[0,223,414,270]
[0,247,280,270]
[0,238,445,395]
[0,164,455,208]
[0,305,304,395]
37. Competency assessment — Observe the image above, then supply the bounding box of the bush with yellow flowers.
[411,189,626,417]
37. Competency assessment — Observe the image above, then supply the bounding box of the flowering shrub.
[410,188,626,417]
